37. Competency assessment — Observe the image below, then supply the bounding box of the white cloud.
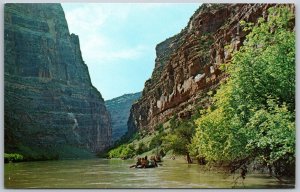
[62,3,190,66]
[83,42,147,63]
[61,3,200,99]
[63,3,142,66]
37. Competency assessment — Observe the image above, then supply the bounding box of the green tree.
[149,132,164,150]
[246,99,295,176]
[164,121,195,163]
[191,6,295,177]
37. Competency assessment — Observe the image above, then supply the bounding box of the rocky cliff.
[4,3,112,159]
[128,4,278,133]
[105,92,142,142]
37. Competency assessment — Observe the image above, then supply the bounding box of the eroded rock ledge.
[128,4,283,133]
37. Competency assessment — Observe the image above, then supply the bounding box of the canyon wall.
[105,92,141,142]
[128,4,278,133]
[4,3,112,158]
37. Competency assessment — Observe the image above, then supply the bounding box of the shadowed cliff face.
[128,4,277,133]
[4,3,112,158]
[105,92,142,142]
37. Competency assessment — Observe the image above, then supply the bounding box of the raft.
[135,164,156,169]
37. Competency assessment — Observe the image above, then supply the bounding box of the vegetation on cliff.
[107,113,199,161]
[190,6,295,177]
[107,131,159,159]
[109,6,295,180]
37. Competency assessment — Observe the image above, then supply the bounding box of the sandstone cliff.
[128,4,278,133]
[4,3,112,159]
[105,92,141,142]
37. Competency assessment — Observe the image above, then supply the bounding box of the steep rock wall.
[105,92,142,142]
[4,3,112,158]
[128,4,277,133]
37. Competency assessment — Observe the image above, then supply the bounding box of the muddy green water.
[4,158,294,188]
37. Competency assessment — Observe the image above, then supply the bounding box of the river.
[4,158,294,188]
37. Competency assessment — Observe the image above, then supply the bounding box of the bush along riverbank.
[108,6,295,182]
[189,6,295,179]
[106,110,201,162]
[5,144,96,162]
[4,153,24,163]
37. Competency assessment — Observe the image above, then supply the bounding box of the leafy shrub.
[149,133,164,150]
[190,6,295,176]
[4,153,24,163]
[136,142,148,155]
[154,124,164,133]
[108,144,136,159]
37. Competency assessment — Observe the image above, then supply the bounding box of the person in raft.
[142,156,158,168]
[130,156,158,168]
[141,156,149,168]
[130,157,142,168]
[149,156,158,167]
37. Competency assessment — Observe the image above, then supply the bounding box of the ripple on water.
[97,170,130,174]
[4,159,295,188]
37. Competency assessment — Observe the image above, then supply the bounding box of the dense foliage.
[190,6,295,177]
[107,7,294,178]
[108,144,136,159]
[107,116,197,162]
[163,120,196,163]
[4,153,24,163]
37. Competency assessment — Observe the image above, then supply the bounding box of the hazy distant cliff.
[105,92,142,142]
[128,4,278,133]
[4,3,112,159]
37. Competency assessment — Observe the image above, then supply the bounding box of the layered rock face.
[105,92,141,142]
[128,4,277,133]
[4,3,112,158]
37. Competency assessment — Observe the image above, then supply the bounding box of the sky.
[62,3,200,100]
